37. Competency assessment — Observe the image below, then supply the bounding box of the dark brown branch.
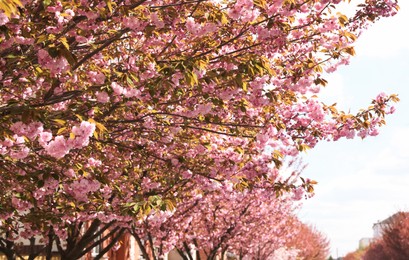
[150,0,208,9]
[72,29,131,70]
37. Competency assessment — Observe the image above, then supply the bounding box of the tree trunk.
[2,250,16,260]
[0,239,17,260]
[94,228,126,260]
[176,248,191,260]
[132,232,151,260]
[59,220,102,260]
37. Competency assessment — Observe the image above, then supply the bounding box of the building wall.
[167,249,184,260]
[359,237,372,249]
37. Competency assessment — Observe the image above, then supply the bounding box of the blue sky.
[298,0,409,257]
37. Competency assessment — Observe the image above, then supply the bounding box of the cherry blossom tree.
[361,211,409,260]
[343,249,366,260]
[0,0,399,258]
[362,240,389,260]
[284,221,330,260]
[130,175,306,260]
[380,211,409,259]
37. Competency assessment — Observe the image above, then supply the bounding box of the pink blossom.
[37,49,70,75]
[376,92,387,103]
[357,129,368,139]
[14,135,25,144]
[75,35,89,43]
[38,131,53,146]
[50,56,69,74]
[46,1,62,13]
[45,136,70,159]
[14,36,35,45]
[369,128,380,136]
[88,71,106,84]
[388,106,396,114]
[69,121,96,149]
[141,177,161,190]
[171,158,179,166]
[256,133,269,144]
[181,170,193,179]
[45,178,59,190]
[72,121,96,138]
[271,247,299,260]
[1,138,13,147]
[292,187,304,201]
[111,82,124,95]
[185,17,199,34]
[11,197,33,211]
[96,91,110,103]
[0,145,7,155]
[2,78,12,86]
[10,122,28,136]
[196,103,212,115]
[122,17,146,31]
[150,12,164,29]
[9,121,42,144]
[123,88,139,98]
[87,157,102,167]
[66,178,100,202]
[27,122,44,140]
[64,168,76,178]
[100,185,112,199]
[0,12,9,26]
[10,146,29,159]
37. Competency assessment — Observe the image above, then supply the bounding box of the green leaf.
[52,119,66,125]
[57,127,67,135]
[60,37,69,50]
[254,0,266,8]
[184,70,198,87]
[42,0,52,7]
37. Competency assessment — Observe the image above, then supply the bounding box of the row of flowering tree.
[0,0,399,258]
[130,167,329,260]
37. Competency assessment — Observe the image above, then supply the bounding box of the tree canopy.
[0,0,399,259]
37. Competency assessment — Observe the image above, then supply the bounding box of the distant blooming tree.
[381,211,409,259]
[130,173,307,260]
[284,221,330,260]
[362,240,389,260]
[0,0,399,258]
[343,248,366,260]
[362,211,409,260]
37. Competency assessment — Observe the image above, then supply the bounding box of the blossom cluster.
[1,121,96,159]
